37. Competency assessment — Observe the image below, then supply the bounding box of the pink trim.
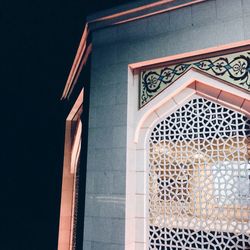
[70,121,82,174]
[241,99,250,116]
[134,70,250,143]
[66,90,84,121]
[88,0,175,23]
[134,77,193,143]
[58,91,83,250]
[129,40,250,70]
[61,0,208,100]
[61,25,89,99]
[67,44,92,98]
[113,0,206,25]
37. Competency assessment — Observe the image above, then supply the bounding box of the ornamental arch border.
[125,67,250,250]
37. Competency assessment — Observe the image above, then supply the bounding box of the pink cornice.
[129,40,250,71]
[111,0,206,26]
[61,0,208,99]
[88,0,175,23]
[61,25,89,100]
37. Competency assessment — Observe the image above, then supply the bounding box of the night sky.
[1,0,131,249]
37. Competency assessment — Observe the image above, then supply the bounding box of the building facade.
[58,0,250,249]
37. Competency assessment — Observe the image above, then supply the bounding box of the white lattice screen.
[148,97,250,250]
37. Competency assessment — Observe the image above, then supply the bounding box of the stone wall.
[83,0,250,249]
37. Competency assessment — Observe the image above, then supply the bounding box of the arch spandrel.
[135,70,250,146]
[127,49,250,250]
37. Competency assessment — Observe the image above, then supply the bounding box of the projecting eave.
[61,24,92,100]
[86,0,208,30]
[61,0,208,100]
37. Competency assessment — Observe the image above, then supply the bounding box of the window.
[148,97,250,250]
[212,162,250,205]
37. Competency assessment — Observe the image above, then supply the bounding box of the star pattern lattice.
[148,97,250,250]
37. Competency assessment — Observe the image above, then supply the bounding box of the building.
[57,0,250,249]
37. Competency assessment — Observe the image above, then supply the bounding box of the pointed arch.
[147,96,250,249]
[135,69,250,146]
[125,68,250,250]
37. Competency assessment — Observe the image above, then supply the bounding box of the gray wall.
[83,0,250,249]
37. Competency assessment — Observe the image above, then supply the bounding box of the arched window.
[148,97,250,249]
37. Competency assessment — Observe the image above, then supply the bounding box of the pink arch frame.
[125,42,250,250]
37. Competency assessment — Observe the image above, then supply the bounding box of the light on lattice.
[193,152,205,160]
[148,97,250,250]
[154,145,169,155]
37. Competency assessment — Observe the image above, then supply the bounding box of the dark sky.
[1,0,132,249]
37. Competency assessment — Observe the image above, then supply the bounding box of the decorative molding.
[140,50,250,108]
[87,0,206,29]
[62,1,207,100]
[61,25,90,100]
[58,90,83,250]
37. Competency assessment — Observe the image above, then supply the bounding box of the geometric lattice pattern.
[148,97,250,250]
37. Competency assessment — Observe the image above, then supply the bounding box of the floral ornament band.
[140,51,250,108]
